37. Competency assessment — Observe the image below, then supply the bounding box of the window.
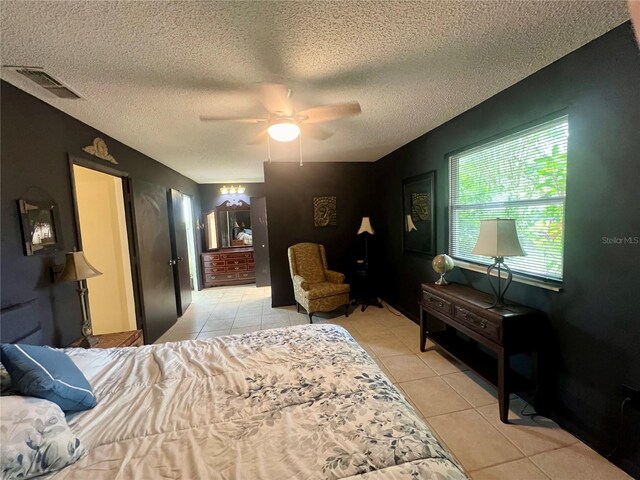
[449,116,568,282]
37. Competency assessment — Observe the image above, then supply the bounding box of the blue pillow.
[0,344,96,412]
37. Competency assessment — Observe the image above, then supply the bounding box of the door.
[250,196,271,287]
[168,189,192,316]
[132,180,177,343]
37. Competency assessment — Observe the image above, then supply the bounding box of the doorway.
[183,194,198,291]
[71,164,137,334]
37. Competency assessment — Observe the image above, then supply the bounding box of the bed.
[11,323,467,479]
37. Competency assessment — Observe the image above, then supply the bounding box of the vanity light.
[220,185,246,195]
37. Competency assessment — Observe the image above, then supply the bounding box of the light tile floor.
[156,285,631,480]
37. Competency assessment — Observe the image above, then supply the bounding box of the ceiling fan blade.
[302,124,333,141]
[299,102,361,124]
[260,83,293,116]
[248,128,269,145]
[200,116,267,123]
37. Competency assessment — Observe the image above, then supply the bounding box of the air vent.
[5,66,81,99]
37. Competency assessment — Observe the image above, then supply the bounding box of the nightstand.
[351,260,383,312]
[68,330,144,348]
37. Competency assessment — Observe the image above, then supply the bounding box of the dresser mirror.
[203,200,252,250]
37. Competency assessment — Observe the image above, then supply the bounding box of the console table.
[420,283,544,423]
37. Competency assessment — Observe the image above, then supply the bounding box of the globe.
[432,254,454,285]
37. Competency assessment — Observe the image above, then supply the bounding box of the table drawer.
[454,306,501,342]
[225,258,247,266]
[238,271,255,280]
[205,266,227,273]
[203,260,226,269]
[221,252,252,260]
[422,291,453,315]
[202,253,220,262]
[227,264,248,272]
[205,272,238,283]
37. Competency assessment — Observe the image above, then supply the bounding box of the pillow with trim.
[0,345,96,412]
[0,395,85,479]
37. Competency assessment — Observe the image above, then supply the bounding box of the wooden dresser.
[201,247,255,287]
[420,283,544,423]
[68,330,144,348]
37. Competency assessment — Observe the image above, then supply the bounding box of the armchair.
[287,242,350,323]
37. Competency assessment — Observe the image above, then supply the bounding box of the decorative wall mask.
[313,196,337,227]
[411,192,431,221]
[82,137,118,164]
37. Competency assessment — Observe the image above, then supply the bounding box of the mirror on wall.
[203,200,252,250]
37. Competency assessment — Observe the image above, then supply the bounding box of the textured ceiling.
[1,1,629,183]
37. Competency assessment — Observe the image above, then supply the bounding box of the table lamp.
[57,251,103,347]
[471,219,525,307]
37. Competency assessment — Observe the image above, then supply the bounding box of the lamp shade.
[471,219,525,257]
[57,251,102,282]
[357,217,374,235]
[405,215,417,232]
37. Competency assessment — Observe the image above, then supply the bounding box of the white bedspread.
[54,325,466,479]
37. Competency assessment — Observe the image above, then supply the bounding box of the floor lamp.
[355,217,383,311]
[357,216,375,263]
[57,251,103,347]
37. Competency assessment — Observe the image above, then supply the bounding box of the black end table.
[351,260,383,312]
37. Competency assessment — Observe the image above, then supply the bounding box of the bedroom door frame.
[67,153,144,332]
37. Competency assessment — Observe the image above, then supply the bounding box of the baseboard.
[380,297,419,326]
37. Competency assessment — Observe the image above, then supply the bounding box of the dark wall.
[373,23,640,464]
[264,162,375,306]
[198,182,266,213]
[1,81,201,347]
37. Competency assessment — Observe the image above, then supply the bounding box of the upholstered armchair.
[287,242,350,323]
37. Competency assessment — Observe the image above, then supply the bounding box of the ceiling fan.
[199,83,361,163]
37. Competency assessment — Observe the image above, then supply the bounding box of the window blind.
[449,116,569,282]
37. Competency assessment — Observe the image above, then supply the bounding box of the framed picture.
[403,171,436,256]
[17,198,63,256]
[313,196,337,227]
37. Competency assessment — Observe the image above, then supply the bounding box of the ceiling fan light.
[229,186,237,194]
[268,122,300,142]
[220,185,229,194]
[237,185,246,194]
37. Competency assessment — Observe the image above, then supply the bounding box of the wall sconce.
[220,185,245,195]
